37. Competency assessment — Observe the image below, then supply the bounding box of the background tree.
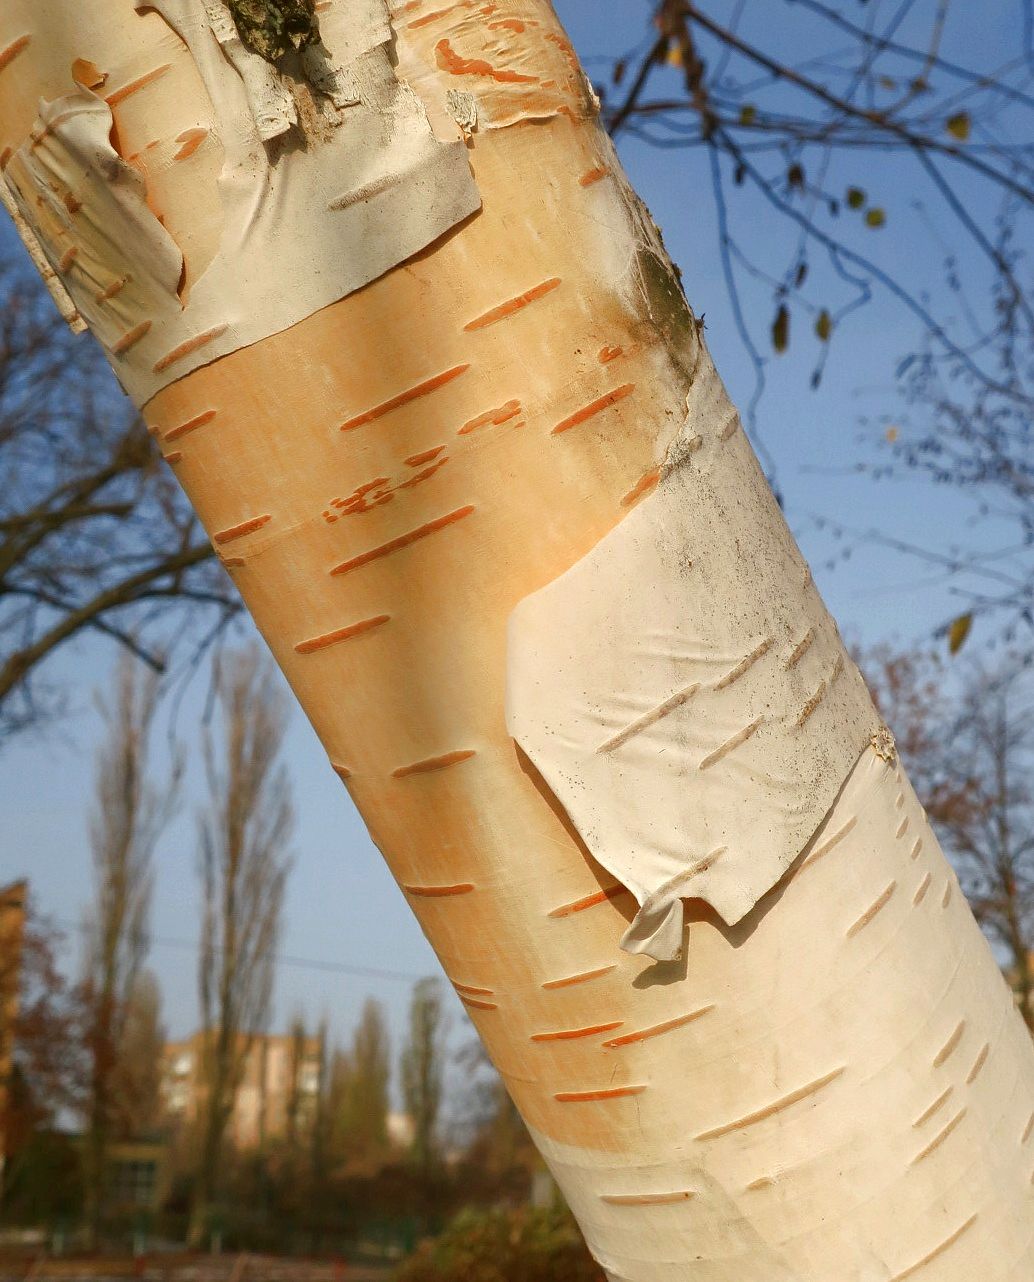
[332,997,391,1170]
[79,656,175,1244]
[864,646,1034,1028]
[0,896,83,1221]
[400,979,447,1187]
[109,969,165,1140]
[927,663,1034,1027]
[606,1,1034,410]
[0,257,236,743]
[456,1038,537,1189]
[190,646,293,1248]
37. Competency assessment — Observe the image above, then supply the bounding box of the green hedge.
[394,1204,605,1282]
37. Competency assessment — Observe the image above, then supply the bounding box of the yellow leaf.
[946,112,971,141]
[815,309,832,341]
[865,207,886,228]
[739,104,757,126]
[948,613,973,654]
[885,425,899,443]
[667,44,683,67]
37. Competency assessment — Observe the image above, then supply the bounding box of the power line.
[55,917,426,984]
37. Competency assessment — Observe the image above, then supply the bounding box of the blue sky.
[1,1,1022,1084]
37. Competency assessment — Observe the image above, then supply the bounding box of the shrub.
[394,1203,605,1282]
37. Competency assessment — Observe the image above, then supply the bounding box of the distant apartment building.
[162,1030,323,1150]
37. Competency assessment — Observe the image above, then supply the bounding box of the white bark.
[1,2,1032,1277]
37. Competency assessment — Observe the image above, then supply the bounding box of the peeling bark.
[2,3,1034,1278]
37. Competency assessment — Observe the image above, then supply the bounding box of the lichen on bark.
[226,0,320,62]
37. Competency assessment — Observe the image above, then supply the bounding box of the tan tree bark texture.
[3,2,1033,1277]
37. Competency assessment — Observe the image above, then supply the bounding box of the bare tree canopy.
[80,655,176,1241]
[191,645,293,1247]
[864,646,1034,1028]
[0,257,237,742]
[603,1,1034,409]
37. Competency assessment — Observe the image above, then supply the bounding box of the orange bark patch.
[602,1006,715,1048]
[555,1085,645,1103]
[408,4,463,28]
[330,466,448,521]
[545,30,580,75]
[552,384,635,435]
[404,445,447,467]
[213,514,271,545]
[397,459,449,490]
[457,399,522,434]
[0,35,30,75]
[579,165,609,187]
[71,58,106,89]
[531,1022,623,1042]
[598,345,623,363]
[105,64,172,108]
[58,246,78,272]
[294,614,391,654]
[403,882,475,897]
[62,191,82,213]
[548,884,631,919]
[490,18,526,32]
[153,324,229,374]
[392,749,477,779]
[620,468,660,507]
[464,280,560,332]
[459,995,498,1010]
[165,409,216,441]
[331,763,352,780]
[96,276,129,302]
[541,965,616,990]
[330,506,475,576]
[340,364,470,431]
[173,128,208,161]
[162,451,182,465]
[111,320,151,354]
[435,38,539,85]
[454,982,494,996]
[0,148,11,170]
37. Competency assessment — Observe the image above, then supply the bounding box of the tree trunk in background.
[3,3,1034,1278]
[81,657,166,1247]
[192,648,292,1246]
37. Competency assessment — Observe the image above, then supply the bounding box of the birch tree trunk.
[3,3,1033,1277]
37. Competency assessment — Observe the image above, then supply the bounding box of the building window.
[111,1159,158,1208]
